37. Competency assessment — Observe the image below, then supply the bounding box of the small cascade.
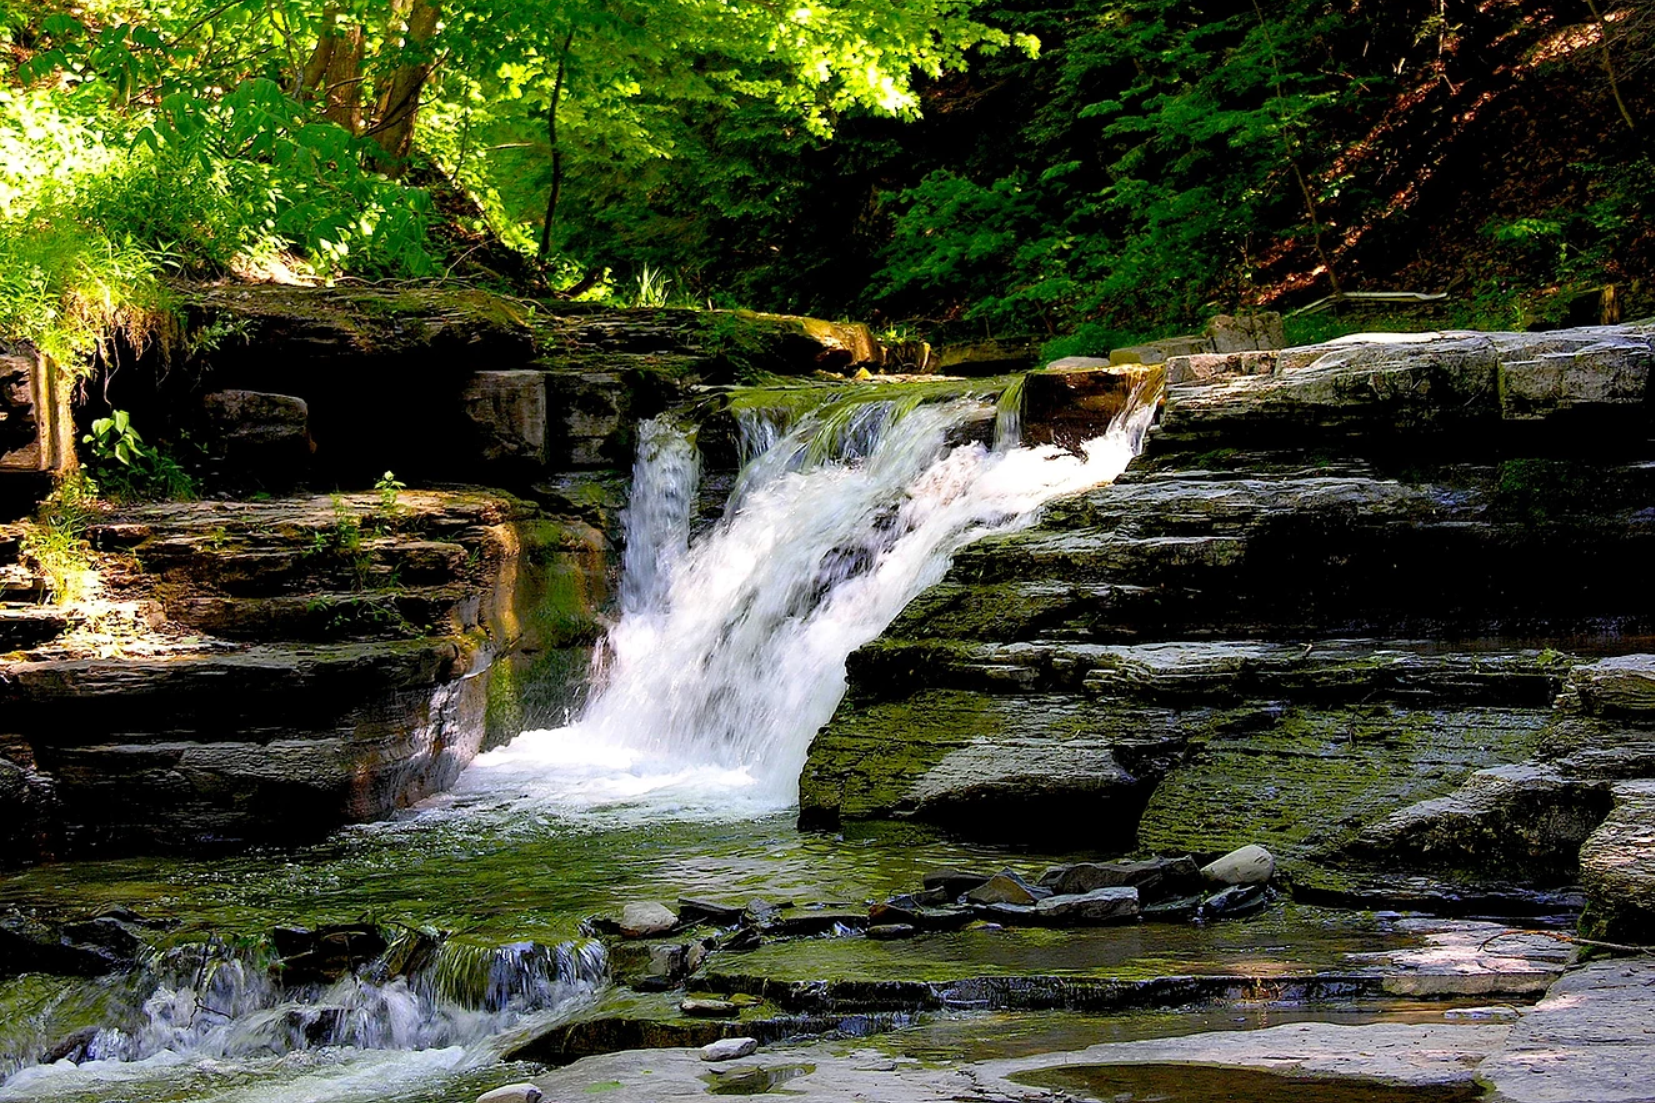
[993,374,1026,452]
[0,933,606,1094]
[464,376,1160,811]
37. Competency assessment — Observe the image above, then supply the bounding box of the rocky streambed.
[5,306,1655,1102]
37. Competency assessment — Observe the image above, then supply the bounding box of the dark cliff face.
[803,324,1655,942]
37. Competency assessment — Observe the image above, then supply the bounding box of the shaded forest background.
[3,0,1652,367]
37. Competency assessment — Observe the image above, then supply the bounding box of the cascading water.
[0,376,1158,1103]
[460,378,1159,814]
[1,934,606,1102]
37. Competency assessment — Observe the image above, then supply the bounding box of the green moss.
[702,905,1425,987]
[1136,705,1550,867]
[800,689,1005,823]
[485,657,525,747]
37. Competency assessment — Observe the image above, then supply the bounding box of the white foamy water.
[458,382,1158,817]
[0,935,606,1103]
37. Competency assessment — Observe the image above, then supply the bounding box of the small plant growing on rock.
[80,410,197,502]
[374,471,406,516]
[20,470,99,603]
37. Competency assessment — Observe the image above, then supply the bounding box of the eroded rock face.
[1353,765,1613,883]
[802,324,1655,905]
[1578,779,1655,944]
[0,491,611,862]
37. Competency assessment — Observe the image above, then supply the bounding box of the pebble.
[476,1084,543,1103]
[701,1036,759,1062]
[1200,844,1276,886]
[866,923,917,940]
[619,901,678,938]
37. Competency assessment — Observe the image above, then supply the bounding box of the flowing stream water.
[0,383,1159,1103]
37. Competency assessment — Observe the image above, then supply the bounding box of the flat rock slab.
[980,1020,1511,1089]
[531,1021,1507,1103]
[1480,959,1655,1103]
[1344,920,1571,999]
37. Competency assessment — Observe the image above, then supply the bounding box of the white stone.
[701,1036,759,1062]
[618,901,677,938]
[1200,844,1275,885]
[476,1084,543,1103]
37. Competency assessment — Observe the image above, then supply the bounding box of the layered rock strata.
[0,491,606,859]
[802,325,1655,935]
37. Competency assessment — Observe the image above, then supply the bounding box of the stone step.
[0,563,49,603]
[0,606,70,651]
[158,585,476,642]
[844,638,1571,710]
[0,523,23,566]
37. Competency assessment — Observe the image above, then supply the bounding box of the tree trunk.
[537,27,577,263]
[323,23,366,134]
[298,5,338,96]
[369,0,441,176]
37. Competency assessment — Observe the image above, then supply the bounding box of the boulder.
[271,924,388,984]
[921,869,991,898]
[1200,883,1271,918]
[1164,350,1278,385]
[866,923,918,940]
[1199,844,1276,885]
[0,915,134,978]
[618,901,678,938]
[1160,326,1655,444]
[1558,655,1655,717]
[1022,362,1163,452]
[1038,857,1200,900]
[1111,337,1212,366]
[933,338,1041,376]
[1206,312,1285,353]
[1352,764,1612,882]
[1579,778,1655,944]
[701,1036,759,1062]
[1032,886,1140,924]
[199,390,315,476]
[677,898,747,927]
[610,941,689,990]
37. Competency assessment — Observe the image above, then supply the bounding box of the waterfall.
[461,378,1159,813]
[617,417,699,615]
